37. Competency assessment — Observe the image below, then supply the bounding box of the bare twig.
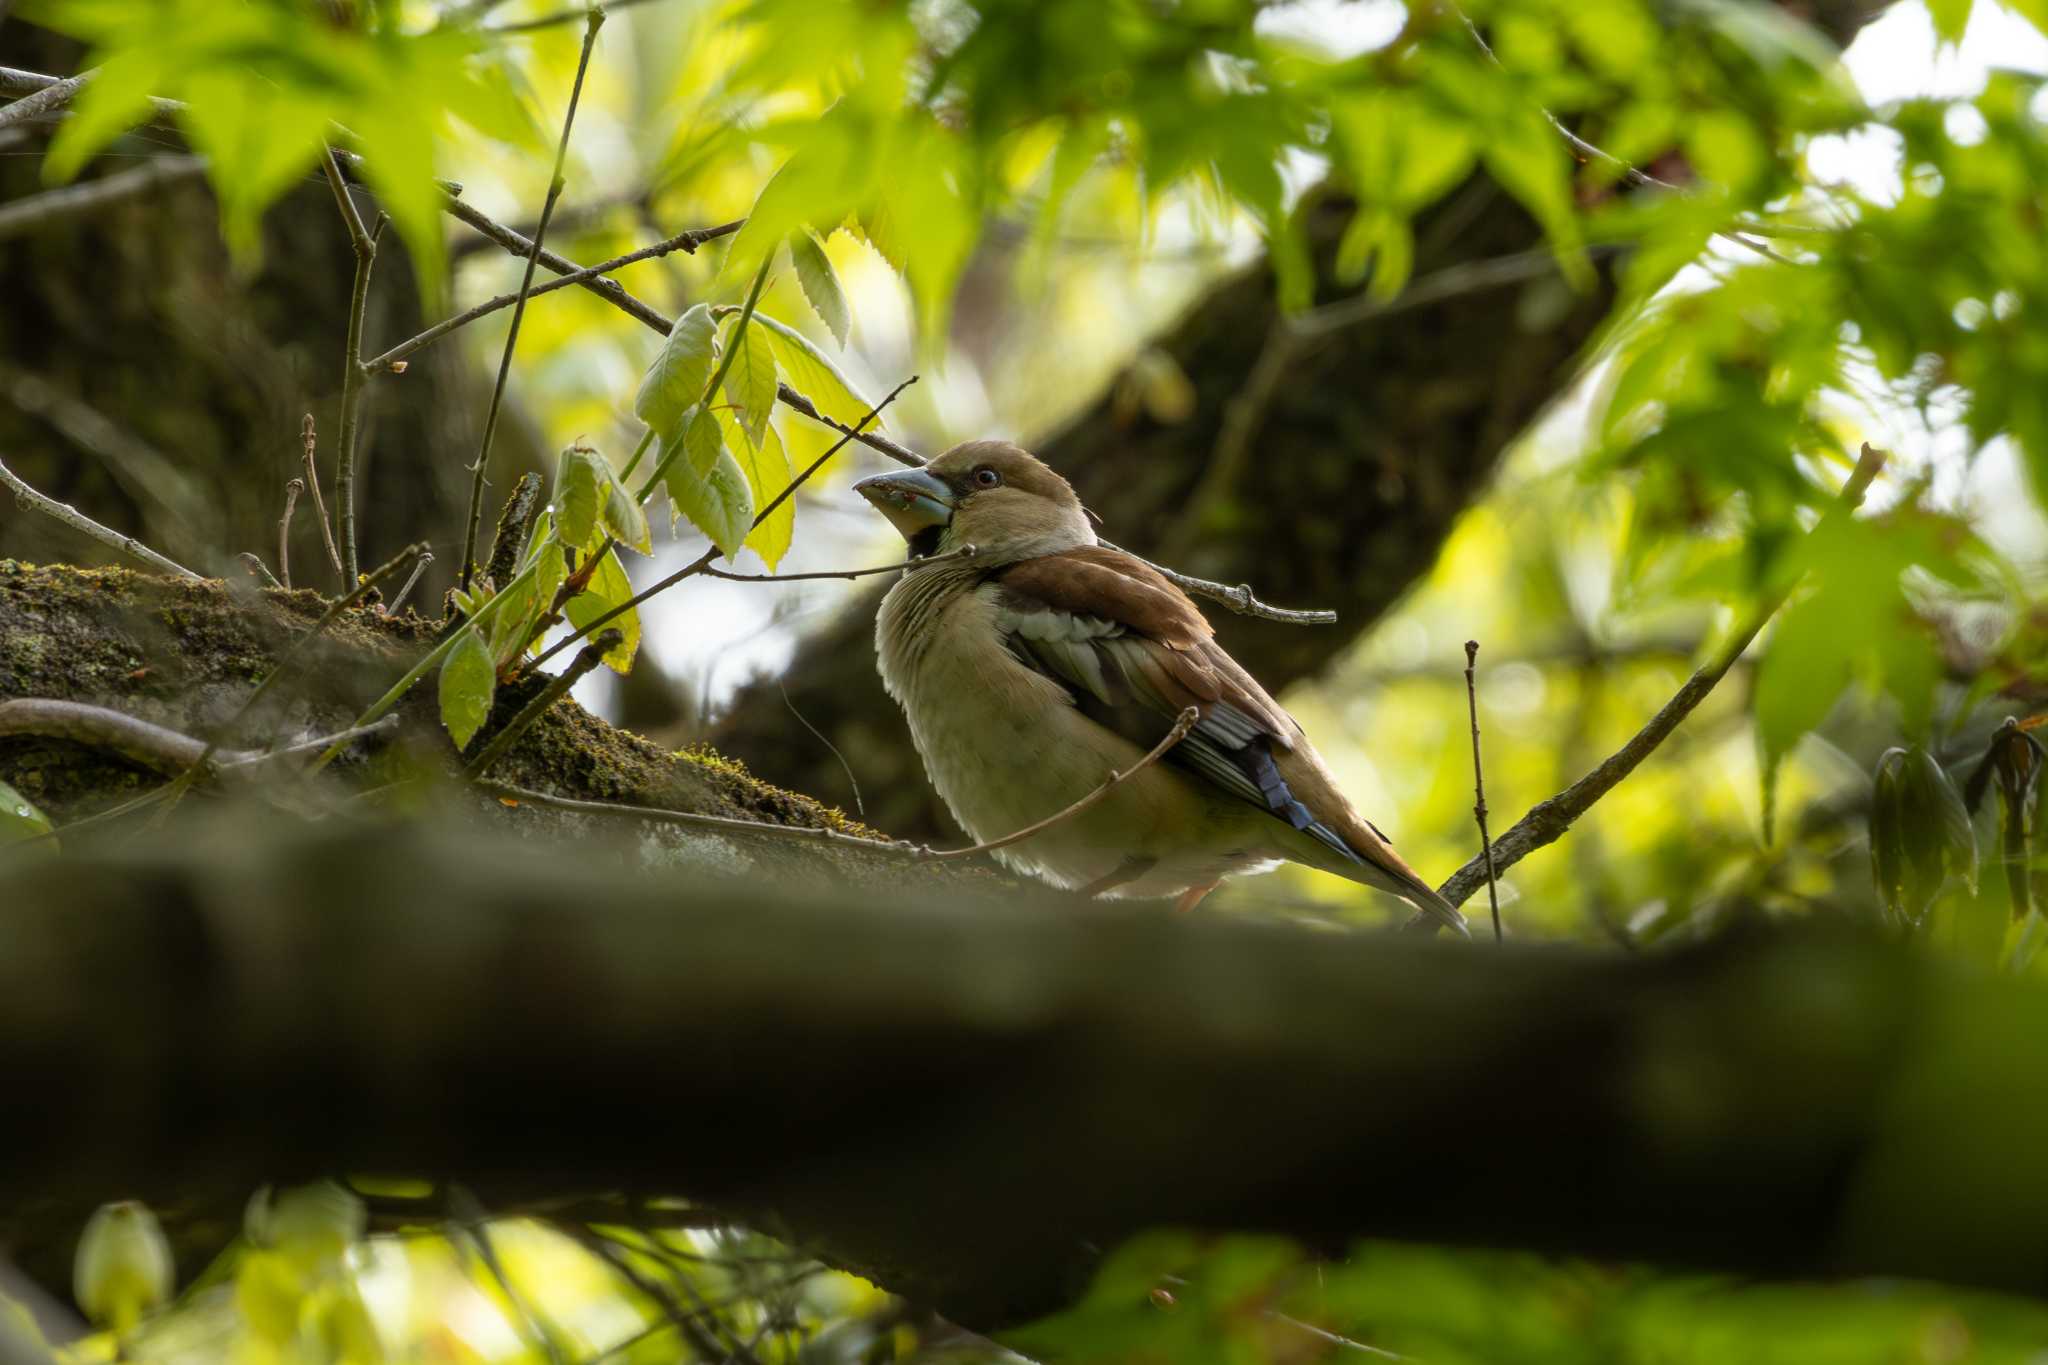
[1415,445,1890,924]
[701,545,978,584]
[478,780,915,855]
[0,699,396,777]
[364,220,742,375]
[0,67,89,133]
[487,0,665,33]
[385,551,433,615]
[0,63,178,126]
[0,155,207,241]
[460,4,606,593]
[322,149,381,586]
[922,707,1201,862]
[462,630,620,780]
[278,479,302,590]
[0,454,200,578]
[236,552,283,589]
[299,413,344,581]
[1463,640,1502,943]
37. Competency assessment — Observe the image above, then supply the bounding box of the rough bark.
[0,816,2042,1335]
[712,183,1621,837]
[0,560,986,894]
[0,22,542,598]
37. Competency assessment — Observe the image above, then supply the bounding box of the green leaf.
[554,445,608,552]
[666,445,754,559]
[438,624,496,752]
[0,780,52,845]
[790,230,851,348]
[603,473,653,555]
[42,43,171,185]
[683,404,726,477]
[1753,589,1854,818]
[563,550,640,674]
[1927,0,1973,43]
[723,316,780,451]
[173,69,329,266]
[712,405,796,568]
[752,313,879,430]
[635,303,718,438]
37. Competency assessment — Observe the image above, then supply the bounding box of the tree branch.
[1420,444,1890,921]
[0,155,207,242]
[0,454,200,579]
[7,817,2048,1330]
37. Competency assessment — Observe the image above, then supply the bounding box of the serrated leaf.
[753,313,879,431]
[789,230,851,347]
[723,316,779,451]
[438,624,496,752]
[555,445,608,552]
[0,780,52,846]
[712,405,795,568]
[603,474,653,555]
[666,446,754,560]
[563,550,640,674]
[635,303,718,438]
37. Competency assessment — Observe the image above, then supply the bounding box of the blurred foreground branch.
[2,813,2047,1332]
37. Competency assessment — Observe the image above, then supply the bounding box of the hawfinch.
[855,440,1468,935]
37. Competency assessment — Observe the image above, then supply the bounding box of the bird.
[853,439,1468,935]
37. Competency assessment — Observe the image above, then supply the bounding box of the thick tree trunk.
[0,23,541,597]
[0,815,2041,1335]
[711,183,1621,837]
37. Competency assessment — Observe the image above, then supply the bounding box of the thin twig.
[1414,444,1890,925]
[920,707,1201,862]
[278,479,302,590]
[462,630,620,780]
[385,551,433,615]
[363,221,742,375]
[323,150,381,586]
[0,454,200,578]
[528,374,909,670]
[237,552,283,589]
[299,413,344,581]
[0,155,207,242]
[1463,640,1502,943]
[478,780,916,854]
[0,699,396,777]
[488,0,664,33]
[0,67,89,133]
[460,3,606,592]
[451,1192,568,1365]
[700,544,978,584]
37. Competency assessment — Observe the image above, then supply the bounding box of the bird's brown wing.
[994,548,1433,889]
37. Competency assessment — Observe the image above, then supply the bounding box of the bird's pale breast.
[877,574,1281,896]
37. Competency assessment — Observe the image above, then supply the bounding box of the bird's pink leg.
[1076,856,1156,899]
[1173,881,1220,913]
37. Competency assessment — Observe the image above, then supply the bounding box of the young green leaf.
[438,623,496,752]
[752,313,878,429]
[684,404,726,477]
[666,446,755,559]
[724,316,780,451]
[712,405,795,568]
[635,303,718,438]
[603,474,653,555]
[555,445,608,551]
[563,551,640,673]
[789,230,851,348]
[0,780,52,845]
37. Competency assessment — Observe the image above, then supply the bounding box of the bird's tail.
[1378,862,1470,938]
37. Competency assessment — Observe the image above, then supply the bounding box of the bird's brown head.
[854,440,1095,563]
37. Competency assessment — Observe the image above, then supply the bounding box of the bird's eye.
[972,467,1002,489]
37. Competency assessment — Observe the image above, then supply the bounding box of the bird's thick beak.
[854,468,955,542]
